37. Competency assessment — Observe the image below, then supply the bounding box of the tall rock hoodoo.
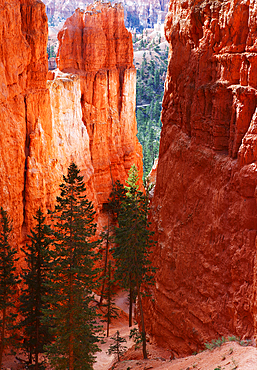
[0,0,142,248]
[0,0,96,249]
[144,0,257,356]
[56,2,143,209]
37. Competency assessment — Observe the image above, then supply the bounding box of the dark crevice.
[118,67,126,118]
[22,95,29,233]
[80,92,93,161]
[107,70,110,107]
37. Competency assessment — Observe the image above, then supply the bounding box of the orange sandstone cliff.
[0,0,96,249]
[56,2,143,210]
[0,0,51,247]
[144,0,257,356]
[0,0,142,248]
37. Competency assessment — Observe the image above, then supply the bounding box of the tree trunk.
[136,276,147,360]
[69,274,74,370]
[35,314,39,370]
[129,283,133,327]
[0,307,6,368]
[117,341,120,362]
[69,197,74,370]
[35,246,41,370]
[100,219,109,306]
[69,334,74,370]
[107,263,111,337]
[107,283,110,337]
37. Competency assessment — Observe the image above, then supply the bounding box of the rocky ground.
[109,341,257,370]
[2,292,257,369]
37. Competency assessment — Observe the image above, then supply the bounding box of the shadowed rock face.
[0,0,142,249]
[143,0,257,356]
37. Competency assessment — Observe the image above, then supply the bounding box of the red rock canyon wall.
[144,0,257,356]
[0,0,142,248]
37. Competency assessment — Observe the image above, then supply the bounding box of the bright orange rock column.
[57,2,143,208]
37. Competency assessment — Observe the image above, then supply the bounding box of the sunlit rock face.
[0,0,142,250]
[0,0,50,247]
[0,0,96,249]
[57,2,143,209]
[144,0,257,356]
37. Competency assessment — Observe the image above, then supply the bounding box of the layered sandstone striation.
[144,0,257,356]
[57,2,143,208]
[0,0,142,249]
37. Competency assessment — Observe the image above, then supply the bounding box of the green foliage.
[111,165,156,359]
[106,180,127,222]
[129,328,143,349]
[135,47,168,177]
[44,162,101,370]
[125,164,139,194]
[47,43,56,59]
[204,337,226,350]
[204,336,252,351]
[107,330,127,362]
[112,165,155,290]
[19,208,52,368]
[0,208,19,367]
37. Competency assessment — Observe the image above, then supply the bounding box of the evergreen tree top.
[125,164,140,195]
[64,162,83,184]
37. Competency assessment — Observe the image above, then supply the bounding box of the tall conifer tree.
[0,208,19,368]
[44,162,101,370]
[19,208,52,369]
[106,180,138,325]
[112,165,155,359]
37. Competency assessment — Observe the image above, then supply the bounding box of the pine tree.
[98,181,126,306]
[129,328,143,349]
[19,208,52,369]
[107,180,127,222]
[0,208,19,368]
[101,261,119,337]
[112,165,155,359]
[107,330,127,362]
[44,162,101,370]
[106,179,136,326]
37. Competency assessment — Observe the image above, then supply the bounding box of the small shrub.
[204,337,226,350]
[228,336,238,342]
[205,335,252,351]
[129,328,143,349]
[107,330,127,362]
